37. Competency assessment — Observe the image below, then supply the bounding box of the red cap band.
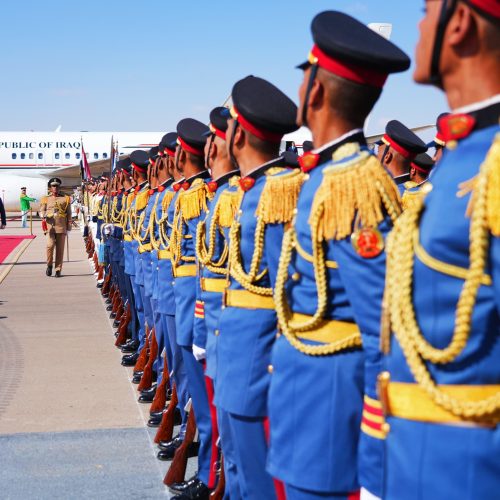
[410,162,431,174]
[131,162,148,173]
[232,106,283,144]
[468,0,500,18]
[178,137,204,156]
[309,45,388,88]
[381,134,415,160]
[209,123,227,141]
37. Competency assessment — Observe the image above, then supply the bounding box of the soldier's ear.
[385,150,393,165]
[233,125,245,148]
[410,166,417,179]
[308,78,324,111]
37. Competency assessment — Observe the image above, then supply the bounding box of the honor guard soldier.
[215,75,300,500]
[266,11,410,500]
[121,150,149,365]
[40,177,72,277]
[155,132,192,459]
[382,1,500,498]
[429,112,450,163]
[376,120,428,190]
[193,106,240,494]
[167,118,213,500]
[401,152,435,210]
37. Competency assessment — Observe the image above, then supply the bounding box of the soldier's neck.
[237,149,277,177]
[311,113,361,149]
[182,161,205,180]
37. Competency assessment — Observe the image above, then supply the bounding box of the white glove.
[192,344,206,361]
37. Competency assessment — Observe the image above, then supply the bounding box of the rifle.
[210,456,225,500]
[133,325,150,373]
[154,384,178,444]
[149,355,170,413]
[115,302,131,347]
[164,407,197,486]
[138,328,158,391]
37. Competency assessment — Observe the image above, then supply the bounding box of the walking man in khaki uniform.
[40,177,72,277]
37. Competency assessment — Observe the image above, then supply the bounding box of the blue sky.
[0,0,448,137]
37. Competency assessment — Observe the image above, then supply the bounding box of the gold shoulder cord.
[196,188,240,275]
[386,135,500,419]
[274,151,402,356]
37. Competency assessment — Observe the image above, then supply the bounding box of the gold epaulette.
[126,192,135,207]
[402,182,424,212]
[162,190,175,212]
[41,196,48,205]
[178,179,211,220]
[486,132,500,236]
[135,190,150,211]
[216,188,242,227]
[256,169,305,224]
[311,146,402,241]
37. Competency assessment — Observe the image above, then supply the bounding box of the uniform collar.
[245,157,284,181]
[453,94,500,114]
[209,169,239,192]
[182,170,211,190]
[394,172,411,185]
[299,129,366,172]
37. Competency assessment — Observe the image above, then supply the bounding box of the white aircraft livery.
[0,131,163,211]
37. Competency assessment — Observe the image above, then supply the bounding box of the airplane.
[0,130,163,211]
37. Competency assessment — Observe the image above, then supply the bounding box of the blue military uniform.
[215,75,299,500]
[267,12,410,499]
[383,100,500,499]
[170,118,213,490]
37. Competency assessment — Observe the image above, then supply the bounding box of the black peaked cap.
[130,150,150,168]
[232,76,298,137]
[385,120,427,155]
[412,152,434,172]
[177,118,209,154]
[149,146,159,160]
[299,11,410,74]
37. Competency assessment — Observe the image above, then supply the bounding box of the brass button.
[291,272,300,281]
[276,332,281,339]
[382,422,391,435]
[267,364,274,374]
[303,174,310,181]
[214,329,220,337]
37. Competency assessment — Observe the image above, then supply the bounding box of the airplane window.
[21,153,26,159]
[29,153,34,159]
[55,153,60,160]
[38,153,43,159]
[65,153,70,159]
[76,153,81,159]
[103,153,108,159]
[12,153,17,159]
[94,153,99,159]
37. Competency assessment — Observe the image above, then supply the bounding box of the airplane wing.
[366,124,434,145]
[41,157,118,181]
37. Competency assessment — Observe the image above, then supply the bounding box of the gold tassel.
[486,133,500,236]
[402,189,424,212]
[135,190,150,211]
[216,190,242,227]
[179,179,209,220]
[311,152,402,241]
[256,169,305,224]
[162,190,175,212]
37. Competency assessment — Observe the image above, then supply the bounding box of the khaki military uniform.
[40,193,72,271]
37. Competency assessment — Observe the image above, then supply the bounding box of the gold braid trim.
[386,138,500,420]
[256,170,305,224]
[135,190,150,211]
[178,179,212,221]
[311,152,402,241]
[402,182,425,212]
[162,190,175,212]
[486,133,500,236]
[195,189,240,273]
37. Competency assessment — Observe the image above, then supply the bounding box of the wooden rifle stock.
[150,355,170,413]
[154,385,178,443]
[133,326,150,372]
[210,456,225,500]
[138,328,158,391]
[115,303,131,346]
[164,408,196,486]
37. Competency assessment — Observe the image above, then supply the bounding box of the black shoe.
[46,266,53,276]
[157,435,183,460]
[147,413,162,427]
[170,477,209,499]
[150,410,164,418]
[112,319,120,328]
[138,385,157,403]
[105,298,112,304]
[106,304,113,311]
[132,372,143,384]
[121,340,139,353]
[110,312,117,319]
[55,271,61,278]
[169,475,198,494]
[102,292,109,298]
[96,282,103,288]
[121,352,139,367]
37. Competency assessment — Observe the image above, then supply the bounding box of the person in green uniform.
[19,187,36,228]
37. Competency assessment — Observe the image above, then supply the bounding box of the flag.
[81,142,92,180]
[111,141,119,172]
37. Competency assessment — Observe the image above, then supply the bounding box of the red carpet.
[0,235,36,263]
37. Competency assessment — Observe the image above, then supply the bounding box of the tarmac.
[0,220,195,499]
